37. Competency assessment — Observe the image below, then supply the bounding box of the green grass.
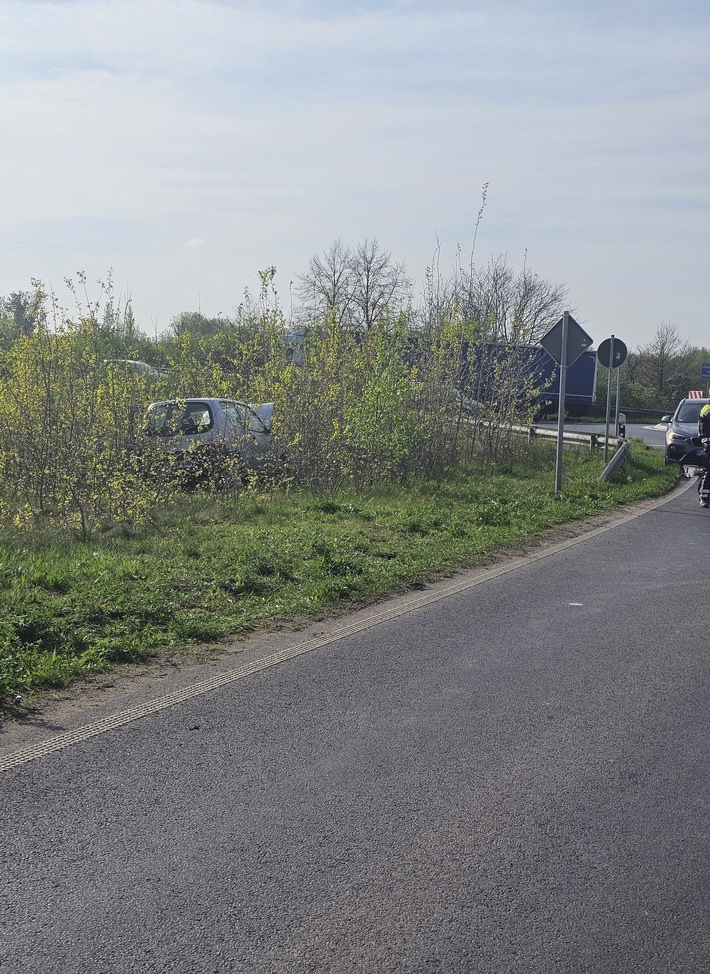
[0,439,680,710]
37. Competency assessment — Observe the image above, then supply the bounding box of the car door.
[222,401,268,466]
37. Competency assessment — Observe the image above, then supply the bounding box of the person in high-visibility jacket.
[698,402,710,507]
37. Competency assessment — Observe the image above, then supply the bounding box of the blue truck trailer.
[285,331,598,418]
[464,342,598,418]
[532,346,598,417]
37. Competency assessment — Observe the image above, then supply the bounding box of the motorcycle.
[699,438,710,508]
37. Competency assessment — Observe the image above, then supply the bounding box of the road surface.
[538,420,666,453]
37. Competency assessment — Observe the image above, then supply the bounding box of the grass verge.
[0,439,680,712]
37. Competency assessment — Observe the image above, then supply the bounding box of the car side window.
[224,403,247,430]
[182,406,211,434]
[144,402,212,436]
[224,402,267,435]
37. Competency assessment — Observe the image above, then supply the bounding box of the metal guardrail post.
[599,439,630,481]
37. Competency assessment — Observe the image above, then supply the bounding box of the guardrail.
[472,419,624,452]
[524,425,624,452]
[524,424,629,481]
[473,419,629,480]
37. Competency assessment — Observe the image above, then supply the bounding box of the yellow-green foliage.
[341,326,422,485]
[268,322,362,490]
[0,320,166,537]
[156,313,290,404]
[265,319,499,489]
[0,274,561,536]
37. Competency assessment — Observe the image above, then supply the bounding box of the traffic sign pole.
[604,335,615,463]
[596,336,627,459]
[555,312,569,495]
[540,312,593,495]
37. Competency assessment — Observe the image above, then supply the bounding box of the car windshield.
[676,401,708,423]
[145,401,214,436]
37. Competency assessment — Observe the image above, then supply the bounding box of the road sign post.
[597,337,628,462]
[555,313,569,495]
[615,367,622,435]
[540,313,593,495]
[604,337,615,463]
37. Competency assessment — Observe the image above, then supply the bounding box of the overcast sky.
[1,0,708,350]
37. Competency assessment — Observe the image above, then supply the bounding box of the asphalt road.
[538,420,667,453]
[624,421,667,450]
[2,478,709,974]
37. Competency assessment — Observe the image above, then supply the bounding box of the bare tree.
[295,239,354,330]
[348,238,410,333]
[456,254,568,345]
[295,238,411,333]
